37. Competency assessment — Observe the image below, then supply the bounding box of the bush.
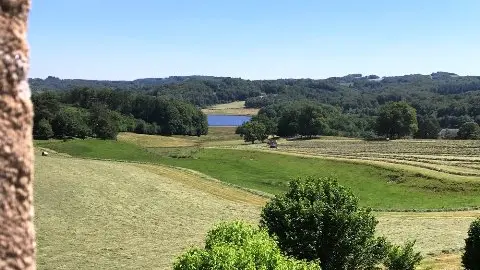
[261,177,389,270]
[462,218,480,270]
[173,221,320,270]
[384,241,422,270]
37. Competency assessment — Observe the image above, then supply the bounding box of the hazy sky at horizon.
[29,0,479,80]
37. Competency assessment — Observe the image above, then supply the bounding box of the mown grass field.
[253,139,480,182]
[36,136,480,210]
[34,152,262,270]
[201,101,259,116]
[35,150,476,269]
[34,128,480,269]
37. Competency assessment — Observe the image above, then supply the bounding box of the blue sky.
[29,0,479,80]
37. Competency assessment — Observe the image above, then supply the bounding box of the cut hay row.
[322,152,480,162]
[282,139,480,156]
[227,146,480,183]
[277,149,480,177]
[323,154,480,174]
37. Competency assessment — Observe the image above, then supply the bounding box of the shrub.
[173,221,321,270]
[261,176,389,270]
[384,241,422,270]
[462,218,480,270]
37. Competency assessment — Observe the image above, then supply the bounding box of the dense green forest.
[31,71,480,140]
[32,88,208,140]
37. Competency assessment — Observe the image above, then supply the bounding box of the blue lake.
[207,115,251,126]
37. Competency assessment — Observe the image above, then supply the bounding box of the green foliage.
[134,119,149,134]
[384,241,422,270]
[35,118,54,140]
[89,104,119,140]
[458,122,480,140]
[173,221,321,270]
[260,177,389,270]
[259,101,368,138]
[462,218,480,270]
[32,91,61,125]
[415,114,441,139]
[32,89,208,139]
[376,102,419,139]
[251,114,278,135]
[238,121,267,144]
[51,107,92,139]
[297,105,329,137]
[30,74,480,136]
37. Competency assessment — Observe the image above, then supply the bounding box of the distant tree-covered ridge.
[31,72,480,139]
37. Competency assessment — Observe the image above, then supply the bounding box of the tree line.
[32,88,208,140]
[236,100,480,144]
[31,72,480,133]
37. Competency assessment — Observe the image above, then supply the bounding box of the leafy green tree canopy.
[89,104,119,140]
[375,101,418,139]
[261,177,389,270]
[173,221,321,270]
[457,122,480,140]
[237,121,267,144]
[462,218,480,269]
[415,114,441,139]
[34,118,54,140]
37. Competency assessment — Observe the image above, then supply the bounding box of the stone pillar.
[0,0,35,269]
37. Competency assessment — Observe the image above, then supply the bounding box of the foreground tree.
[457,122,480,140]
[375,102,418,139]
[261,177,389,270]
[0,0,36,268]
[173,221,320,270]
[462,218,480,270]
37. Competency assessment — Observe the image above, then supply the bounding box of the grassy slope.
[34,151,476,270]
[35,153,261,270]
[36,139,480,210]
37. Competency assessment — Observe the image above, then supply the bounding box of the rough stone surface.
[0,0,35,269]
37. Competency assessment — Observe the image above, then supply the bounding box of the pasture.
[34,150,477,269]
[36,132,480,210]
[34,129,480,269]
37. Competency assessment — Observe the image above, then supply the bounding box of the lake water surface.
[207,115,251,126]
